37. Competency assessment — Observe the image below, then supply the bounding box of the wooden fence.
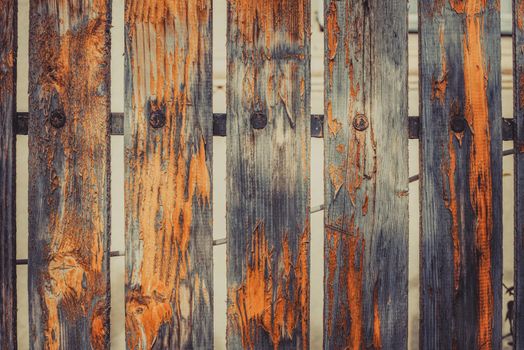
[0,0,520,349]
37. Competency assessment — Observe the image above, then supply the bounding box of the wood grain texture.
[323,1,408,349]
[226,1,311,349]
[515,0,524,346]
[124,0,213,349]
[0,0,17,348]
[419,1,502,348]
[28,0,111,348]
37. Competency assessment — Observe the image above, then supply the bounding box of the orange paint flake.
[432,25,448,104]
[326,101,342,137]
[373,282,382,349]
[443,133,462,292]
[345,218,364,349]
[228,221,310,350]
[518,0,524,31]
[326,1,339,86]
[228,0,307,50]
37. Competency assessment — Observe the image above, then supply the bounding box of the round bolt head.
[450,117,466,133]
[353,114,369,131]
[149,110,166,129]
[250,112,267,130]
[50,111,66,129]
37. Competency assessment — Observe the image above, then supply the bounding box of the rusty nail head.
[450,117,466,133]
[250,111,267,130]
[149,110,166,129]
[353,114,369,131]
[50,110,66,129]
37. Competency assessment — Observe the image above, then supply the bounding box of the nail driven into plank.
[28,0,112,348]
[0,0,17,348]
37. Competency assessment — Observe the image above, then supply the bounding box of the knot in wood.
[149,110,166,129]
[250,111,267,130]
[49,110,66,129]
[353,114,369,131]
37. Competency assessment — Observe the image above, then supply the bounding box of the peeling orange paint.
[228,0,307,51]
[443,133,461,292]
[373,282,382,349]
[326,1,339,86]
[345,218,364,349]
[326,101,342,137]
[460,1,494,347]
[228,221,310,350]
[29,3,111,347]
[125,0,212,349]
[518,0,524,31]
[432,25,448,104]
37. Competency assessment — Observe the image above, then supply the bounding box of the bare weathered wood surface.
[124,1,213,348]
[28,0,112,348]
[419,1,502,348]
[323,1,408,349]
[0,0,17,348]
[226,1,311,349]
[515,0,524,346]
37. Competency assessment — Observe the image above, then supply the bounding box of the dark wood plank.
[323,1,408,349]
[419,1,502,348]
[28,0,112,348]
[124,1,213,348]
[514,0,524,347]
[0,0,17,348]
[226,1,311,348]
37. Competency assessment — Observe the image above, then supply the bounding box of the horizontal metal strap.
[14,113,516,141]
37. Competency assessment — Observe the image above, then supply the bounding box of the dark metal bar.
[14,113,517,140]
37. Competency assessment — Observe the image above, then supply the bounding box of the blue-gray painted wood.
[323,1,409,349]
[226,1,311,348]
[419,1,502,348]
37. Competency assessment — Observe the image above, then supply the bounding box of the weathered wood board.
[419,1,502,348]
[124,0,213,348]
[28,0,112,348]
[226,1,311,349]
[0,0,17,348]
[515,0,524,346]
[323,1,409,349]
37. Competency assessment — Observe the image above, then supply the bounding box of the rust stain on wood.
[227,221,310,350]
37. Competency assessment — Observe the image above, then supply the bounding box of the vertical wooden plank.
[419,1,502,348]
[28,0,111,348]
[0,0,17,348]
[226,1,311,349]
[514,0,524,346]
[124,1,213,349]
[323,1,409,349]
